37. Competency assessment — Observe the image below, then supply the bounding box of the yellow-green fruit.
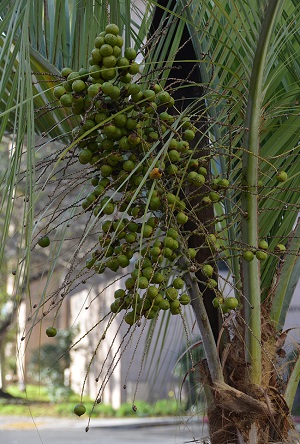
[61,67,73,77]
[173,277,184,289]
[183,129,195,141]
[258,240,268,250]
[275,243,286,252]
[124,47,137,60]
[212,297,223,308]
[202,264,213,277]
[74,403,86,417]
[124,311,138,326]
[142,225,153,238]
[72,79,86,93]
[147,286,159,300]
[138,277,149,289]
[243,250,255,262]
[46,326,57,337]
[166,287,178,301]
[105,23,120,35]
[188,248,197,259]
[209,191,221,202]
[224,297,238,310]
[256,250,268,261]
[176,212,188,225]
[276,171,288,182]
[159,299,170,310]
[207,278,218,288]
[53,85,66,99]
[60,93,73,107]
[179,294,190,305]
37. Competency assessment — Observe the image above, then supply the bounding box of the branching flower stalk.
[242,0,285,385]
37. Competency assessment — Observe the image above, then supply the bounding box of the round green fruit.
[74,403,86,417]
[78,149,93,165]
[275,243,286,252]
[176,212,188,225]
[53,85,66,99]
[183,129,195,141]
[159,299,170,310]
[224,297,239,310]
[212,297,223,308]
[105,23,119,35]
[38,236,50,248]
[243,250,255,262]
[46,326,57,337]
[188,248,197,259]
[114,289,125,299]
[166,287,178,301]
[256,250,268,261]
[173,277,184,289]
[258,240,268,250]
[276,171,288,182]
[202,264,213,277]
[124,47,137,60]
[72,79,86,93]
[60,93,73,107]
[61,67,73,78]
[138,277,149,289]
[179,294,190,305]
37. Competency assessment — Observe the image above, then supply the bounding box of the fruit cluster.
[51,23,212,325]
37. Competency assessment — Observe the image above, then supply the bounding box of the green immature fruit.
[275,243,286,252]
[124,47,137,60]
[202,264,213,277]
[224,297,239,310]
[38,235,50,248]
[188,248,197,259]
[176,212,188,225]
[256,250,268,261]
[117,255,130,268]
[209,191,221,202]
[53,85,66,99]
[147,286,159,300]
[79,149,93,164]
[276,171,288,182]
[74,403,86,417]
[212,297,223,308]
[159,299,170,310]
[173,277,184,289]
[46,327,57,337]
[152,272,165,284]
[243,250,255,262]
[258,240,268,250]
[183,129,195,141]
[138,277,149,289]
[61,67,73,77]
[142,225,153,238]
[166,287,178,301]
[105,23,120,35]
[179,294,191,305]
[114,289,125,299]
[72,79,86,93]
[60,93,73,107]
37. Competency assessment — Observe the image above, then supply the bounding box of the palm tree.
[1,0,300,442]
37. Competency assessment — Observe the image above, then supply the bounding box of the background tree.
[0,1,300,443]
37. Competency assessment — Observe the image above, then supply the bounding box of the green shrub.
[153,398,180,416]
[116,400,153,417]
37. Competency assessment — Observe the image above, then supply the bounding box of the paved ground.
[1,416,300,444]
[0,416,210,444]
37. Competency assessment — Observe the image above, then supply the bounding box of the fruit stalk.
[241,0,284,385]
